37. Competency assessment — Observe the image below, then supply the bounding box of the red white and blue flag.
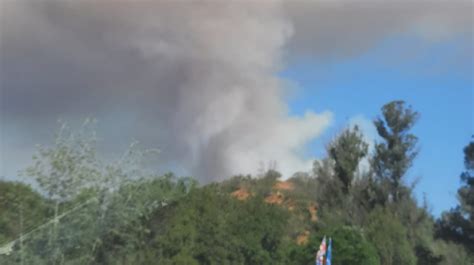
[315,236,327,265]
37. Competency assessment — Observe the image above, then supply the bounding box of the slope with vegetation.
[0,101,472,264]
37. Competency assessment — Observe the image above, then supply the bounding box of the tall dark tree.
[328,125,369,193]
[436,139,474,253]
[372,100,419,203]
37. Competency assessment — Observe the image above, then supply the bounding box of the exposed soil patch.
[296,230,310,245]
[308,203,318,222]
[231,187,251,201]
[273,181,294,191]
[265,191,284,204]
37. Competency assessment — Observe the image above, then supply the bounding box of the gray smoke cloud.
[1,0,471,182]
[285,0,473,61]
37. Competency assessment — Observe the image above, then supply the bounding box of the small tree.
[328,125,368,193]
[10,119,188,264]
[23,119,101,202]
[21,119,101,263]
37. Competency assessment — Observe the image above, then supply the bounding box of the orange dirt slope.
[273,181,294,191]
[231,187,251,201]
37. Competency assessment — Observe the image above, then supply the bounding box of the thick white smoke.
[1,1,331,181]
[1,0,471,182]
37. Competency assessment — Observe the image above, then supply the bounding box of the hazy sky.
[1,0,472,215]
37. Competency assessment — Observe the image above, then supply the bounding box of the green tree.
[22,120,101,202]
[151,185,290,265]
[0,181,50,248]
[366,207,417,265]
[313,126,369,224]
[329,125,369,193]
[415,244,443,265]
[330,226,379,265]
[372,100,419,203]
[437,140,474,253]
[313,157,345,209]
[2,120,190,265]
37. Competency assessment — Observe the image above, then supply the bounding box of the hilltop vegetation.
[0,101,472,264]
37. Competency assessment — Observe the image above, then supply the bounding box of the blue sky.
[282,35,473,216]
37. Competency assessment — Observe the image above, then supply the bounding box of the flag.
[315,236,327,265]
[326,238,332,265]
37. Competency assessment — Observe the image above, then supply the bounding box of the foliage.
[150,185,290,265]
[0,181,50,245]
[0,121,191,265]
[328,226,379,265]
[436,140,474,254]
[328,125,369,193]
[372,100,419,203]
[414,244,443,265]
[365,207,417,265]
[22,119,101,201]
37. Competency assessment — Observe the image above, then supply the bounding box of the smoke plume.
[1,0,471,181]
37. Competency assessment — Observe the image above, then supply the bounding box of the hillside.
[0,174,382,264]
[1,101,473,264]
[0,169,471,264]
